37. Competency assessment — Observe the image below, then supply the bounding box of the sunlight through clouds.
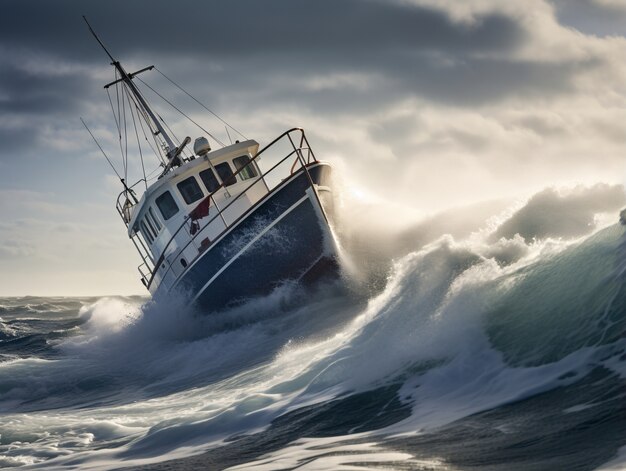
[0,0,625,294]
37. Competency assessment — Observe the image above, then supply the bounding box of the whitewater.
[0,182,625,470]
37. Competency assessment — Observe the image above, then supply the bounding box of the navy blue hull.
[167,163,336,312]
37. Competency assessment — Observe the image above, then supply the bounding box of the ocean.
[1,184,625,470]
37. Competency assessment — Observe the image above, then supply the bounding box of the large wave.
[0,183,624,470]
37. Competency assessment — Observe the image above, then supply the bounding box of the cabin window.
[144,216,158,239]
[156,191,179,220]
[199,168,220,193]
[216,162,237,186]
[148,207,162,231]
[140,221,154,244]
[133,223,150,248]
[177,176,204,205]
[233,155,258,180]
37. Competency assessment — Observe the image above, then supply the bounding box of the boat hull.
[154,162,337,312]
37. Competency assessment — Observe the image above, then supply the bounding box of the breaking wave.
[0,183,624,470]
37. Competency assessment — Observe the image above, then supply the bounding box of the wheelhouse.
[83,18,330,301]
[121,139,269,287]
[116,128,322,293]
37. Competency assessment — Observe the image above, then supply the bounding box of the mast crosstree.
[83,16,182,162]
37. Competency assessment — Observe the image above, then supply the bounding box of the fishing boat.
[83,19,339,311]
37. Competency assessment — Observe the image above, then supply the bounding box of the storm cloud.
[493,184,626,242]
[1,1,522,57]
[0,0,625,294]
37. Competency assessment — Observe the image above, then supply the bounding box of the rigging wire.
[155,111,194,160]
[95,62,252,191]
[132,93,167,165]
[123,82,166,164]
[225,125,233,145]
[106,88,122,140]
[120,81,170,184]
[158,111,182,148]
[126,83,172,164]
[125,86,148,191]
[145,164,164,181]
[136,105,166,166]
[80,118,123,181]
[121,81,129,182]
[136,76,226,147]
[106,84,126,177]
[155,66,247,141]
[114,70,125,171]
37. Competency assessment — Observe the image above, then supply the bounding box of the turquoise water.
[1,187,624,470]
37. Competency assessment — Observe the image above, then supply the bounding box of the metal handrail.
[115,178,145,225]
[142,128,320,289]
[152,148,310,288]
[115,181,155,278]
[147,129,314,288]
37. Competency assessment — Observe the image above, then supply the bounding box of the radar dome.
[194,137,211,156]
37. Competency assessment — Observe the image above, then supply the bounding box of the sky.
[0,0,625,296]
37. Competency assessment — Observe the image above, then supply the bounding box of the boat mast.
[83,16,178,159]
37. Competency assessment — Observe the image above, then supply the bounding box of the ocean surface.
[1,184,625,470]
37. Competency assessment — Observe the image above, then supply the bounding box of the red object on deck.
[190,197,211,221]
[189,197,211,235]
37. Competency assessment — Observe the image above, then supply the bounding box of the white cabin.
[125,139,269,291]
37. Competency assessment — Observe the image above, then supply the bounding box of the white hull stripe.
[190,194,311,304]
[171,164,320,288]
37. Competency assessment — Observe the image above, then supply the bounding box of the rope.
[158,112,182,148]
[126,76,195,158]
[114,70,125,172]
[106,86,126,177]
[225,125,233,145]
[155,66,247,141]
[106,88,121,139]
[97,63,251,192]
[124,83,167,166]
[81,118,123,181]
[121,81,129,181]
[145,164,164,181]
[125,86,148,191]
[137,105,166,165]
[137,76,226,147]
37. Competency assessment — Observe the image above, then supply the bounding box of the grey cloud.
[0,0,619,194]
[551,0,626,36]
[391,56,590,106]
[515,115,568,138]
[0,0,623,296]
[0,62,91,114]
[492,184,625,242]
[0,0,527,110]
[0,240,35,259]
[0,0,603,160]
[0,127,37,154]
[0,2,516,157]
[143,52,590,125]
[1,0,522,60]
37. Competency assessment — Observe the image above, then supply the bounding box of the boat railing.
[115,182,156,282]
[142,128,321,290]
